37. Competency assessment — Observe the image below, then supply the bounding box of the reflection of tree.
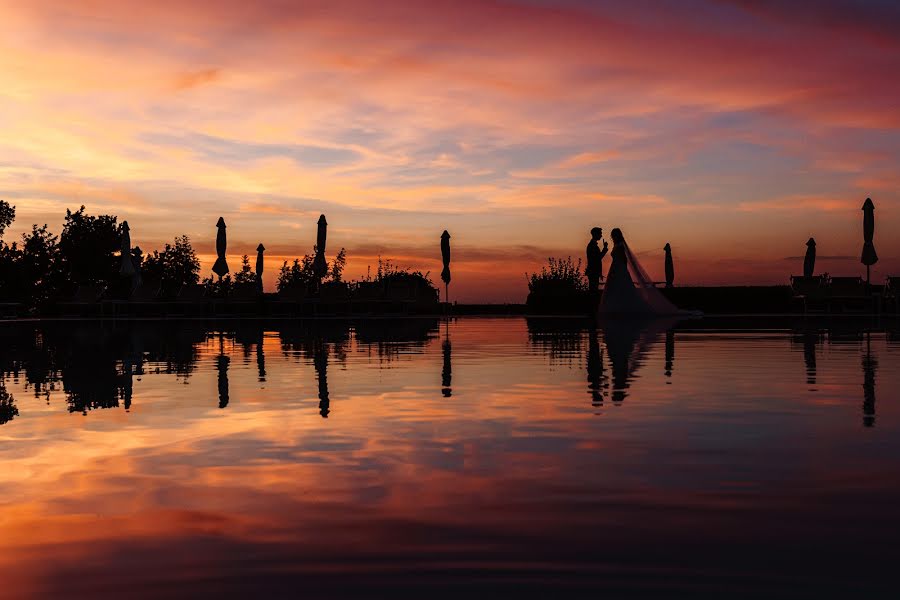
[355,318,438,365]
[60,329,124,414]
[0,323,206,418]
[863,333,877,428]
[0,382,18,425]
[526,318,585,367]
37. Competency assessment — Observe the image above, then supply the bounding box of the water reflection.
[314,339,330,418]
[791,330,822,388]
[441,320,452,398]
[664,329,675,381]
[528,317,677,406]
[0,318,898,597]
[863,332,877,428]
[0,382,16,425]
[256,330,266,383]
[586,329,604,408]
[603,318,677,403]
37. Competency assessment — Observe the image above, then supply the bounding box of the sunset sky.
[1,0,898,301]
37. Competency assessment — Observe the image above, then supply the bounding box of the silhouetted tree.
[330,248,347,282]
[0,224,63,307]
[59,206,120,286]
[0,200,14,238]
[277,247,347,292]
[234,255,255,286]
[21,225,63,307]
[142,235,201,296]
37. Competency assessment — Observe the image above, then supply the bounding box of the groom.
[586,226,608,294]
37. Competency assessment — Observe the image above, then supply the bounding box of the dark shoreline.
[1,285,896,321]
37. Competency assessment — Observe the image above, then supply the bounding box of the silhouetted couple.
[587,227,682,316]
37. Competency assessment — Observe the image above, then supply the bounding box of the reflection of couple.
[587,227,681,316]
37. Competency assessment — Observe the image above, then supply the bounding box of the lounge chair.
[826,276,871,313]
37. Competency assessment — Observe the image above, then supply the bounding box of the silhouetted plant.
[374,256,433,286]
[143,235,201,296]
[59,206,119,286]
[202,273,233,298]
[527,256,587,295]
[277,247,348,292]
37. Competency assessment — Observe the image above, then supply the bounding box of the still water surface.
[0,317,898,598]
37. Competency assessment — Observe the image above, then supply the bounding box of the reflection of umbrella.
[256,243,266,292]
[442,320,452,397]
[663,243,674,288]
[802,332,817,387]
[803,238,816,278]
[212,217,229,278]
[861,198,877,287]
[862,332,876,427]
[665,329,675,379]
[256,330,266,383]
[313,214,328,280]
[441,230,451,302]
[314,340,330,418]
[120,221,135,277]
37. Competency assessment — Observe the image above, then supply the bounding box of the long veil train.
[599,239,687,316]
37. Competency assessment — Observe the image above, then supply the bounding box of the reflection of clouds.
[2,321,900,595]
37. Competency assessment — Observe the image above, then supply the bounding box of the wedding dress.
[599,239,682,316]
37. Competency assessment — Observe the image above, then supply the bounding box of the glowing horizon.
[1,0,898,301]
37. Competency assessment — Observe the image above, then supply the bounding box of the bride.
[599,228,682,316]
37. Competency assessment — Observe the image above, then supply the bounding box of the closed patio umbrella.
[313,214,327,281]
[212,217,229,278]
[120,221,135,277]
[861,198,877,288]
[441,230,451,302]
[663,243,674,288]
[803,238,816,278]
[256,243,265,292]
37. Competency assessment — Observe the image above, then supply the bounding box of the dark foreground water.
[0,317,898,598]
